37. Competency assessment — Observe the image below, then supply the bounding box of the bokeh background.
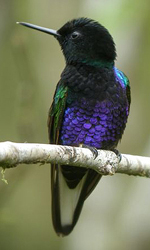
[0,0,150,249]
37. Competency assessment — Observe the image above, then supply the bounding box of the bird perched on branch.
[18,18,131,236]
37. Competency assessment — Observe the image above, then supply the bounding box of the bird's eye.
[70,31,80,39]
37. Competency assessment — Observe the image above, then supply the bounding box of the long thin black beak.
[16,22,60,37]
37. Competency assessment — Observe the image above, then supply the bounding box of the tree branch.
[0,141,150,178]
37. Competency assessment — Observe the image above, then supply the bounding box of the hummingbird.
[17,18,131,236]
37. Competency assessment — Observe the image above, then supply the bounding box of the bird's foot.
[79,144,98,159]
[111,149,122,162]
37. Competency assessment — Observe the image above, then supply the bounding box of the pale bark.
[0,141,150,178]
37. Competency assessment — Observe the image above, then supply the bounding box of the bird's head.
[17,18,116,68]
[57,18,116,67]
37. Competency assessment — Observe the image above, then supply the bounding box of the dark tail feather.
[51,164,101,236]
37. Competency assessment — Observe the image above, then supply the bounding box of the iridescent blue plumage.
[114,67,130,88]
[60,95,129,148]
[60,67,130,149]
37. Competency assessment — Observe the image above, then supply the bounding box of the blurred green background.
[0,0,150,249]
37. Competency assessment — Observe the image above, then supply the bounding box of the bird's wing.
[48,81,68,144]
[48,80,69,236]
[48,80,101,236]
[124,73,131,107]
[114,67,131,107]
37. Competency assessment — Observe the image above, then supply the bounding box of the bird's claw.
[111,149,122,162]
[80,144,98,159]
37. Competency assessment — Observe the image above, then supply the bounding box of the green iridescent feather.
[48,82,68,143]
